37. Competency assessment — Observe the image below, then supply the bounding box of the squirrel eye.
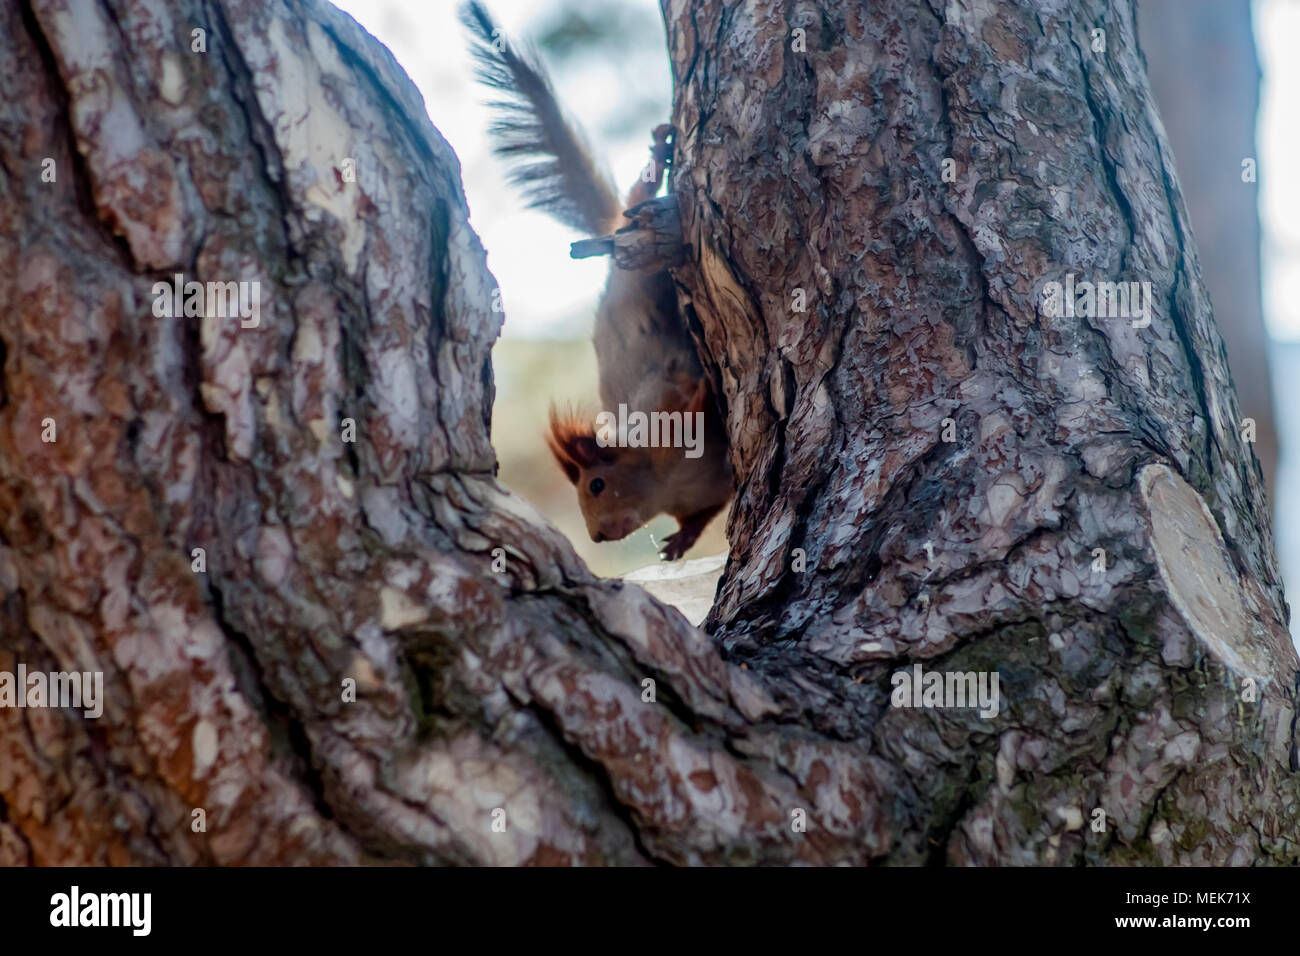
[589,477,605,496]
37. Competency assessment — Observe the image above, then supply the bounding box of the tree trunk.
[1138,0,1276,503]
[664,0,1298,863]
[0,0,1296,866]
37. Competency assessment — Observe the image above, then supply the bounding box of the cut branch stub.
[570,195,684,272]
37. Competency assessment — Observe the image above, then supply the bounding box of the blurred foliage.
[533,2,663,61]
[529,0,669,140]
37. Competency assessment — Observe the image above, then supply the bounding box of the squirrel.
[461,2,732,560]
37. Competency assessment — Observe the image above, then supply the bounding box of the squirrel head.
[546,405,658,544]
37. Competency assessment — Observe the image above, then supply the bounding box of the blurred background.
[333,0,1300,630]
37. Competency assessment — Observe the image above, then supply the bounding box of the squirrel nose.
[592,531,606,542]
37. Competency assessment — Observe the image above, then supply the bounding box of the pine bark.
[0,0,1296,866]
[1139,0,1276,501]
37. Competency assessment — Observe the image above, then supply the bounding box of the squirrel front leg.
[660,501,726,561]
[656,379,730,560]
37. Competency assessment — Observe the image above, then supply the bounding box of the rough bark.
[0,0,1296,867]
[1138,0,1276,502]
[665,0,1299,862]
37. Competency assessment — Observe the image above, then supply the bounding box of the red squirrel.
[462,3,732,560]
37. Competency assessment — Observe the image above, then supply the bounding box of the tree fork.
[0,0,1296,867]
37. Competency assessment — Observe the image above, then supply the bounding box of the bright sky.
[334,0,1298,340]
[1257,0,1300,340]
[332,0,667,340]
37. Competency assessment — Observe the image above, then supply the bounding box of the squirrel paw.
[660,525,702,561]
[659,503,726,561]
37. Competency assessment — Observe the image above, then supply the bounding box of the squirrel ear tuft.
[546,404,613,483]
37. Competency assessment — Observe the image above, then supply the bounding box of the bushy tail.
[460,2,622,237]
